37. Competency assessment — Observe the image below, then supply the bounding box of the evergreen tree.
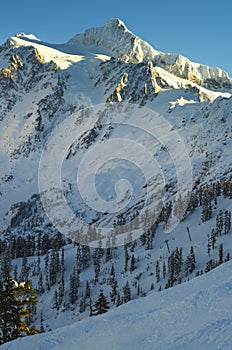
[49,249,59,286]
[162,260,166,279]
[124,244,130,272]
[93,250,101,283]
[69,267,79,305]
[185,246,196,275]
[82,244,91,270]
[156,261,160,283]
[130,254,136,273]
[224,210,231,234]
[218,243,223,264]
[190,246,196,270]
[58,248,65,306]
[110,279,118,305]
[16,280,39,336]
[205,259,216,273]
[0,276,40,344]
[201,190,212,222]
[123,281,131,303]
[92,290,110,315]
[0,277,20,344]
[207,235,211,256]
[210,229,216,250]
[75,245,82,272]
[216,210,223,236]
[37,272,44,295]
[116,292,122,307]
[44,252,50,291]
[19,255,30,282]
[53,290,59,310]
[85,280,91,299]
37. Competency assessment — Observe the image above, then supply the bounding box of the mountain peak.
[15,32,41,42]
[104,18,130,31]
[67,18,158,63]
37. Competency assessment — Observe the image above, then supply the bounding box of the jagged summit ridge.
[4,19,231,89]
[68,18,159,63]
[67,18,231,88]
[15,33,41,41]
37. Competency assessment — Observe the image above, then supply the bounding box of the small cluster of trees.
[208,210,231,256]
[0,265,40,345]
[0,231,66,259]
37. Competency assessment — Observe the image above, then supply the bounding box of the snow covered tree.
[16,280,39,336]
[0,274,40,345]
[162,260,167,279]
[37,272,44,295]
[92,290,110,315]
[201,190,212,222]
[93,249,101,283]
[185,246,196,275]
[224,210,231,234]
[0,277,20,344]
[130,254,136,273]
[53,290,59,310]
[205,259,216,273]
[156,261,160,283]
[116,292,122,307]
[123,281,131,303]
[58,248,65,306]
[44,252,50,291]
[110,279,118,305]
[216,210,223,235]
[210,229,216,250]
[69,267,79,305]
[218,243,223,264]
[19,255,30,282]
[85,280,91,299]
[49,249,59,286]
[124,244,130,272]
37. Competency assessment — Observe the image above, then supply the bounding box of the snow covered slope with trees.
[2,260,232,350]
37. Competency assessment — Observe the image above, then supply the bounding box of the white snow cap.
[68,18,158,63]
[15,32,41,41]
[66,19,230,83]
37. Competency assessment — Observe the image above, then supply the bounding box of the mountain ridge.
[5,18,232,89]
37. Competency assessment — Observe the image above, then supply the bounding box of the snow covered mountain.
[0,18,231,226]
[1,19,232,348]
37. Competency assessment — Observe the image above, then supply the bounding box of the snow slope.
[2,260,232,350]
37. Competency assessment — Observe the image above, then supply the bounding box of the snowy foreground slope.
[2,260,232,350]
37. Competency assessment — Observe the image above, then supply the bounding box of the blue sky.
[1,0,231,75]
